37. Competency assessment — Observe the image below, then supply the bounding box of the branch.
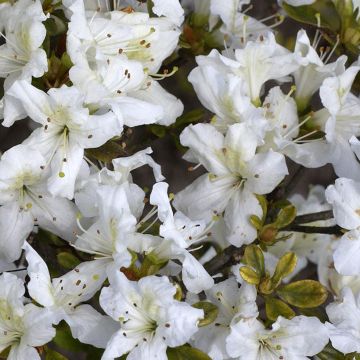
[282,224,343,235]
[292,210,334,225]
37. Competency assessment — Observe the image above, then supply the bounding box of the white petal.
[66,304,118,348]
[23,242,54,307]
[224,189,262,246]
[334,229,360,275]
[0,202,33,262]
[245,150,288,194]
[325,177,360,230]
[180,123,228,175]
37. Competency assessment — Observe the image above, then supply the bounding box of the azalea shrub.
[2,0,360,359]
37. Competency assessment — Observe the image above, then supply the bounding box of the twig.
[282,224,343,235]
[292,210,334,225]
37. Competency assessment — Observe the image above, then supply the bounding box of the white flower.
[293,30,346,109]
[64,0,184,125]
[188,50,268,134]
[100,271,204,360]
[0,272,55,360]
[312,66,360,179]
[174,123,288,246]
[0,144,78,262]
[5,80,123,199]
[149,182,215,293]
[24,243,117,348]
[0,0,47,83]
[226,315,329,359]
[193,277,258,360]
[210,32,301,105]
[73,184,138,274]
[210,0,270,48]
[326,177,360,230]
[69,53,165,126]
[75,147,163,217]
[326,287,360,354]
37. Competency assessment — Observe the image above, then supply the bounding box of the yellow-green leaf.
[86,141,125,162]
[282,1,341,30]
[192,301,219,327]
[45,349,68,360]
[167,345,211,360]
[277,280,328,308]
[274,205,297,229]
[240,266,261,285]
[271,252,297,287]
[242,245,265,276]
[250,215,262,230]
[265,297,295,321]
[56,252,80,270]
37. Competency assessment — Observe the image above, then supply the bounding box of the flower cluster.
[1,0,360,359]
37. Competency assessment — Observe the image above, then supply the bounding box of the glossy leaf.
[277,280,328,308]
[192,301,219,327]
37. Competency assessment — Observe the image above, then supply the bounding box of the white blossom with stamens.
[100,270,204,360]
[4,80,123,199]
[75,147,163,218]
[69,54,164,126]
[226,315,328,359]
[193,276,258,360]
[0,272,56,360]
[0,0,47,83]
[0,144,78,262]
[24,243,118,348]
[173,123,288,246]
[64,0,184,125]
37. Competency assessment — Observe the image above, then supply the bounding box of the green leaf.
[148,124,167,138]
[56,252,80,270]
[271,252,297,287]
[265,297,295,321]
[255,195,267,220]
[167,345,211,360]
[250,215,262,230]
[45,349,68,360]
[277,280,328,308]
[0,347,10,359]
[53,323,104,357]
[242,245,265,277]
[192,301,219,327]
[316,343,348,360]
[282,0,341,31]
[240,266,261,285]
[173,108,205,128]
[274,205,297,229]
[86,140,125,162]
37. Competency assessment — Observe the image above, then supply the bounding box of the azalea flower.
[174,123,288,246]
[326,287,360,354]
[0,272,56,359]
[24,243,118,348]
[100,270,204,360]
[0,144,78,262]
[193,276,258,360]
[5,80,123,199]
[326,177,360,275]
[226,315,329,359]
[0,0,47,83]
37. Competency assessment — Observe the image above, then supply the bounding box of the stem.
[282,224,343,235]
[292,210,334,225]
